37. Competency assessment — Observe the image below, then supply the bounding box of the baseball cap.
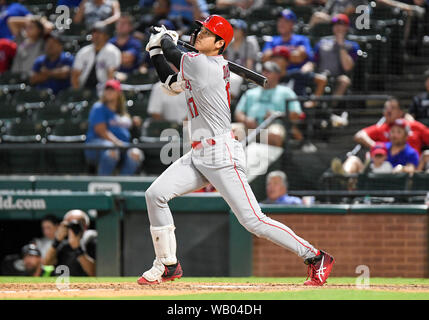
[391,118,410,134]
[272,45,290,61]
[262,61,281,74]
[278,9,297,22]
[21,244,41,257]
[230,19,247,31]
[105,79,121,91]
[370,142,387,157]
[332,13,350,26]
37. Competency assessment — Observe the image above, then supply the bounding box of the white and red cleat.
[303,251,335,286]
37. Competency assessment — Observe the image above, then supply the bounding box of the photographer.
[44,210,97,276]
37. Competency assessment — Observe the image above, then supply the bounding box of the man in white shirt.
[147,81,188,124]
[71,22,121,95]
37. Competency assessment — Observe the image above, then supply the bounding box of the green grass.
[1,277,429,300]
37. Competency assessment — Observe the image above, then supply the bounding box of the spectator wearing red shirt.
[0,38,16,73]
[354,97,429,154]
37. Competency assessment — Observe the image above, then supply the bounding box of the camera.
[66,219,84,236]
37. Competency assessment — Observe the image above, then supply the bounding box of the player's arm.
[354,128,376,148]
[147,28,184,95]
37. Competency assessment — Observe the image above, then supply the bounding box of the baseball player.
[138,15,335,286]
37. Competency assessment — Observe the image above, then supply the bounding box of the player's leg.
[193,138,334,285]
[138,151,209,284]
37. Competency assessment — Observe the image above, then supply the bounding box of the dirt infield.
[1,282,429,299]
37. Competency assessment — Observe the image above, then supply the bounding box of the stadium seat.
[127,97,149,118]
[140,118,182,140]
[33,101,74,125]
[410,173,429,191]
[357,172,409,191]
[55,87,97,104]
[45,120,88,174]
[12,88,53,104]
[1,119,47,173]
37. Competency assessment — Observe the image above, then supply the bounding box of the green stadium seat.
[0,71,28,85]
[45,120,88,174]
[12,88,53,104]
[410,173,429,191]
[33,101,74,125]
[127,98,149,118]
[140,118,182,140]
[1,119,47,173]
[56,87,97,104]
[357,172,409,191]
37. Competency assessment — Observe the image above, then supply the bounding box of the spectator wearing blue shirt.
[85,79,144,175]
[30,31,74,94]
[386,119,419,174]
[261,171,303,205]
[309,14,360,102]
[0,0,30,39]
[262,9,325,109]
[110,14,143,74]
[168,0,209,25]
[57,0,82,8]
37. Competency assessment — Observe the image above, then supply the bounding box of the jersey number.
[187,97,199,118]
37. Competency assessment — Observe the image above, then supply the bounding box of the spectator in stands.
[234,61,304,147]
[216,0,263,11]
[309,14,360,101]
[147,78,188,124]
[71,22,121,95]
[8,15,52,76]
[417,149,429,173]
[354,97,429,154]
[0,38,16,73]
[73,0,121,31]
[45,210,97,277]
[308,0,364,29]
[225,19,260,71]
[168,0,209,26]
[57,0,82,8]
[262,9,324,108]
[32,214,60,262]
[30,31,74,95]
[409,70,429,124]
[270,45,327,108]
[334,119,419,174]
[85,79,144,175]
[136,0,171,38]
[21,243,54,277]
[261,171,302,205]
[377,0,425,17]
[0,0,30,39]
[110,13,143,75]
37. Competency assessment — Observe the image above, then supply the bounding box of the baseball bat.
[148,27,267,88]
[177,39,267,88]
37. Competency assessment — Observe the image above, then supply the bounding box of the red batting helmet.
[195,15,234,49]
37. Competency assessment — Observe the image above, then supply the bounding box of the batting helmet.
[195,15,234,49]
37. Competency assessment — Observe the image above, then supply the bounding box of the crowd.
[0,1,427,179]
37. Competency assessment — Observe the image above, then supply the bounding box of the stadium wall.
[253,212,428,278]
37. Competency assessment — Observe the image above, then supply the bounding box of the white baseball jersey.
[178,52,232,141]
[142,51,320,277]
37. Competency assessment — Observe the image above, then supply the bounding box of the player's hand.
[163,30,179,45]
[145,25,167,52]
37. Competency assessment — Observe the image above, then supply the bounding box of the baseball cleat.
[137,259,183,285]
[303,250,335,286]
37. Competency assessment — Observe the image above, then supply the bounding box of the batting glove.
[163,30,179,46]
[145,25,167,57]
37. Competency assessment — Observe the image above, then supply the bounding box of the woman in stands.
[73,0,121,30]
[85,79,144,175]
[8,15,52,77]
